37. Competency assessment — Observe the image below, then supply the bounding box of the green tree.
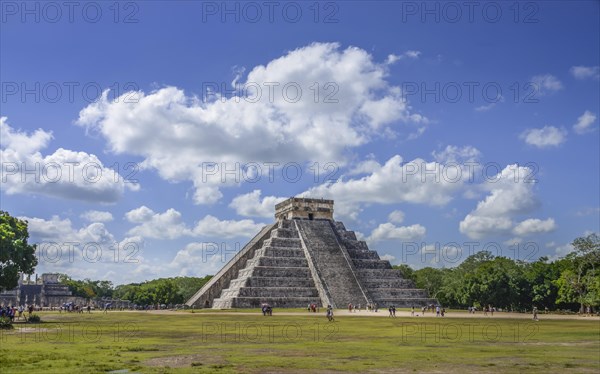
[555,234,600,311]
[0,211,38,291]
[173,276,213,301]
[155,279,182,305]
[582,270,600,308]
[524,257,561,309]
[392,264,415,281]
[413,267,444,300]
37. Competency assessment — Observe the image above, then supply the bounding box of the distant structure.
[186,197,437,309]
[0,273,132,309]
[0,273,82,307]
[274,197,334,221]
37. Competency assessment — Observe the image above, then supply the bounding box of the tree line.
[57,275,212,306]
[1,211,597,311]
[394,234,599,312]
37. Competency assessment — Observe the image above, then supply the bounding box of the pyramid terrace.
[187,197,436,309]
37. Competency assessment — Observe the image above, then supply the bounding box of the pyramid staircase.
[204,219,436,309]
[332,221,435,308]
[212,220,321,308]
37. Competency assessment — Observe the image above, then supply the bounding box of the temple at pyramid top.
[186,197,437,309]
[274,197,334,221]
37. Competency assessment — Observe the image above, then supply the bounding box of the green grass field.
[1,310,598,373]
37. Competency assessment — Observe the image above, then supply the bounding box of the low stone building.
[187,197,437,309]
[0,273,84,307]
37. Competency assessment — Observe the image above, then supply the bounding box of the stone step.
[352,259,392,269]
[211,298,234,308]
[213,296,320,308]
[362,278,415,288]
[258,256,308,267]
[261,247,306,258]
[342,240,369,251]
[370,288,430,298]
[338,232,357,241]
[242,266,312,278]
[356,269,404,278]
[263,237,302,248]
[237,287,319,298]
[270,227,299,238]
[277,220,295,230]
[244,277,316,288]
[226,277,250,290]
[333,221,346,231]
[346,249,380,260]
[334,224,358,241]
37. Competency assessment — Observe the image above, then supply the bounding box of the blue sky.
[1,1,599,284]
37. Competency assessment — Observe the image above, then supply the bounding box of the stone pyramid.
[186,198,437,309]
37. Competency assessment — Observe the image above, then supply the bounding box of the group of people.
[346,303,385,312]
[59,303,92,313]
[468,305,494,315]
[261,304,273,316]
[388,306,397,317]
[307,303,319,313]
[365,303,378,312]
[347,303,360,312]
[408,305,446,317]
[484,305,497,316]
[0,304,34,321]
[435,306,446,317]
[468,305,502,316]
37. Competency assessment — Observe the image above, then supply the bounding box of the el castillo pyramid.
[186,198,437,309]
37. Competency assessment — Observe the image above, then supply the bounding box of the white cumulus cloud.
[229,190,286,218]
[385,50,421,64]
[81,210,114,222]
[192,215,264,239]
[75,43,427,204]
[432,145,481,164]
[459,165,541,239]
[512,218,557,236]
[573,110,597,134]
[388,210,405,224]
[304,155,467,206]
[520,126,567,148]
[368,223,426,242]
[530,74,563,95]
[1,117,135,203]
[126,206,191,239]
[125,206,263,240]
[570,65,600,80]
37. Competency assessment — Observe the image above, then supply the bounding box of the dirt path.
[137,309,600,321]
